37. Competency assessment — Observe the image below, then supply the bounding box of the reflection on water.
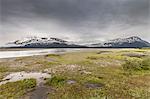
[0,48,133,59]
[0,49,84,58]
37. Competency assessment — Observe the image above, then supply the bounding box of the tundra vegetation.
[0,48,150,99]
[0,79,36,98]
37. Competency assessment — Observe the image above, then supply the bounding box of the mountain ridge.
[5,36,150,48]
[6,36,86,48]
[91,36,150,48]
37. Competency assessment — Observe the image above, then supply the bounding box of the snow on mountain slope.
[6,36,85,48]
[91,36,150,48]
[4,36,150,48]
[8,37,66,45]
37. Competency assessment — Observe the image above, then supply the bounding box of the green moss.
[87,56,100,60]
[46,75,66,87]
[48,84,91,99]
[0,79,36,99]
[0,66,9,73]
[47,61,61,65]
[141,57,150,70]
[123,57,150,71]
[123,59,142,71]
[0,66,28,73]
[46,54,61,57]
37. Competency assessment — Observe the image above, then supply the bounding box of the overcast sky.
[0,0,150,45]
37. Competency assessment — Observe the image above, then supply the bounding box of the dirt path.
[22,80,53,99]
[29,84,49,99]
[22,83,51,99]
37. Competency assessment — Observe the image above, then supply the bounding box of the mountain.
[5,36,150,48]
[91,36,150,48]
[6,37,86,48]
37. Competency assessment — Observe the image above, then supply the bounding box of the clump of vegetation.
[0,66,28,73]
[123,57,150,71]
[87,56,99,60]
[46,75,66,87]
[84,76,103,84]
[0,66,9,73]
[104,80,149,99]
[48,84,91,99]
[76,60,94,66]
[141,57,150,70]
[0,79,36,98]
[97,51,112,54]
[47,61,61,66]
[123,59,142,71]
[46,54,61,57]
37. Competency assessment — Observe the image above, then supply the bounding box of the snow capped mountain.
[91,36,150,48]
[9,37,67,45]
[4,36,150,48]
[6,36,85,48]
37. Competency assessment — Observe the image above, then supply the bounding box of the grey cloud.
[2,0,149,24]
[0,0,150,45]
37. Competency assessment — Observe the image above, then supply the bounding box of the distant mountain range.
[6,37,85,48]
[5,36,150,48]
[91,36,150,48]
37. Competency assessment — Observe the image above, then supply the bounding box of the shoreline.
[0,48,140,59]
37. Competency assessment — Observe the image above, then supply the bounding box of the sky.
[0,0,150,45]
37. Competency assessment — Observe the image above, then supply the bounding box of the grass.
[0,49,150,99]
[46,54,61,57]
[141,57,150,70]
[0,79,36,99]
[0,66,9,73]
[44,49,150,99]
[123,57,150,71]
[45,66,150,99]
[46,75,66,87]
[0,66,28,73]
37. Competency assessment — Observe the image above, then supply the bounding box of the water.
[0,48,85,58]
[0,48,133,59]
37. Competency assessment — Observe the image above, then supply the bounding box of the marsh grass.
[0,66,28,73]
[0,66,9,73]
[46,75,66,87]
[45,64,150,99]
[0,49,150,99]
[0,79,36,99]
[123,57,150,71]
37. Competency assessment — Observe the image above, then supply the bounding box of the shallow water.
[0,48,84,58]
[0,48,135,59]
